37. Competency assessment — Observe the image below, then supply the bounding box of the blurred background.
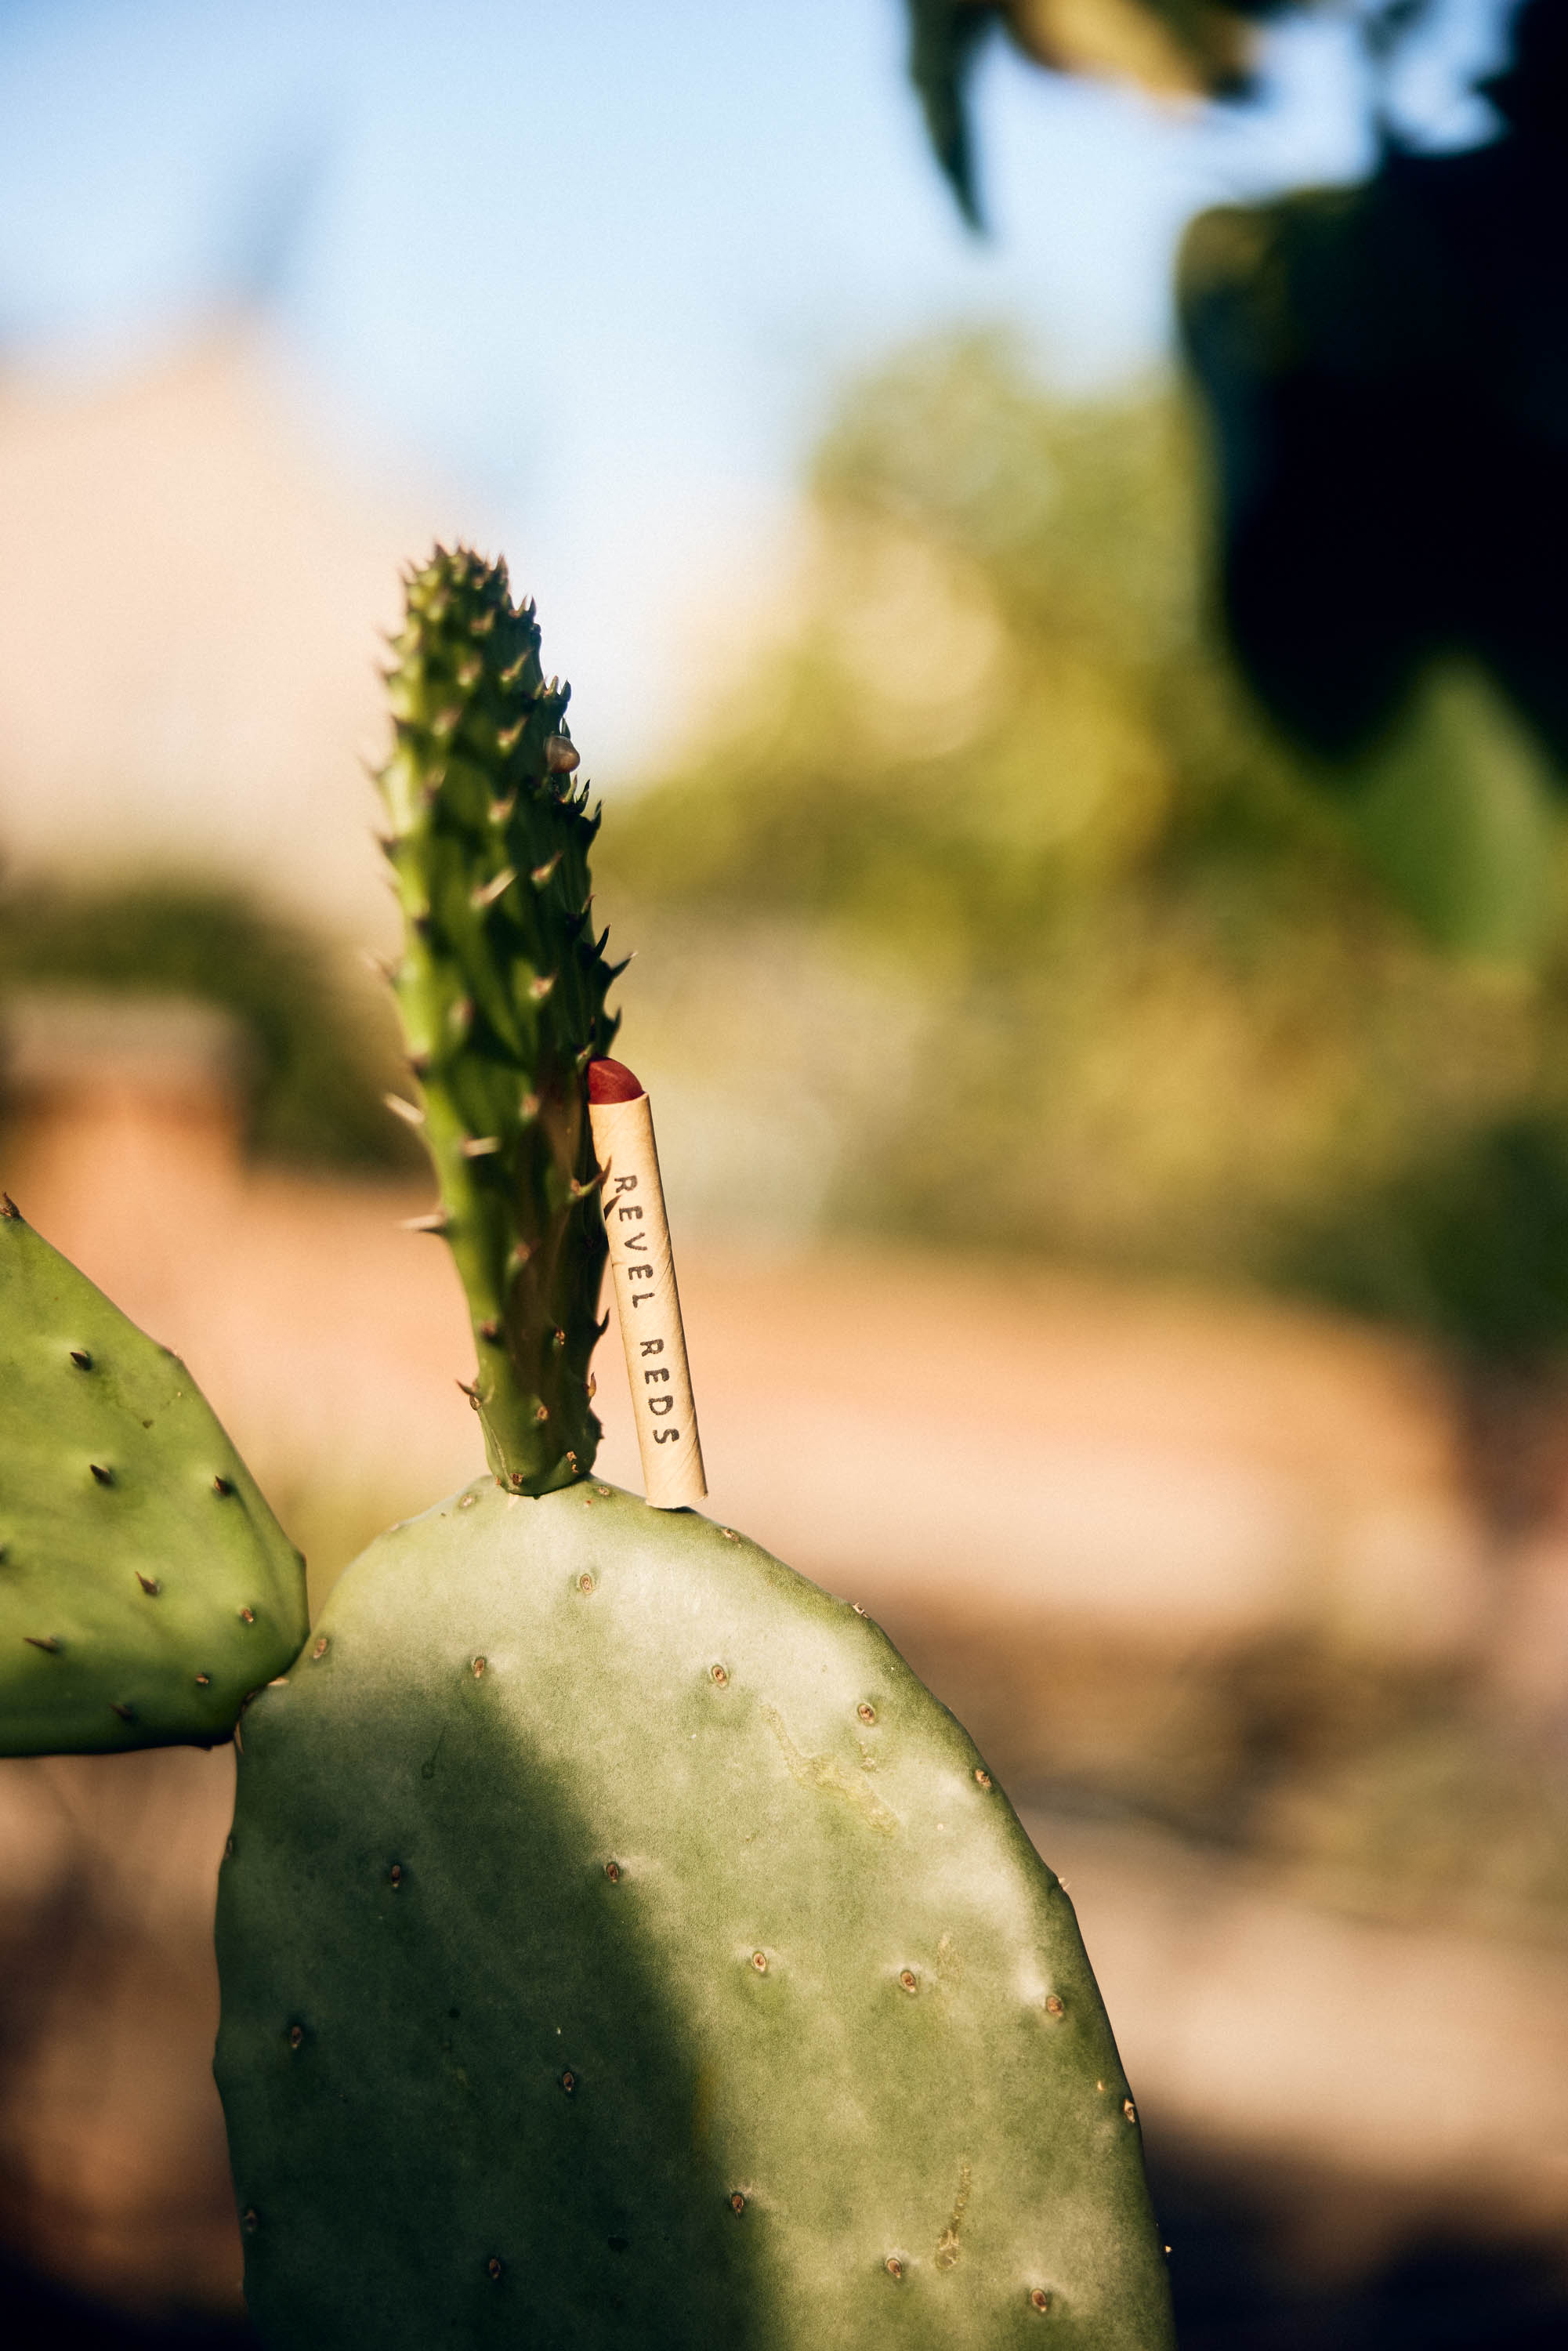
[2,0,1567,2342]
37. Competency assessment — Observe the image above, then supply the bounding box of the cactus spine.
[377,549,620,1492]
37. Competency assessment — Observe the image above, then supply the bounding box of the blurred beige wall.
[0,321,439,941]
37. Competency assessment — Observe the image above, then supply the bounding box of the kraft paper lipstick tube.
[587,1059,707,1509]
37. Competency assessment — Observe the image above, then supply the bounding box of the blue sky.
[0,0,1516,768]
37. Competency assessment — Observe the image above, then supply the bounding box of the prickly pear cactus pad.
[0,1201,308,1755]
[215,549,1173,2347]
[376,545,620,1494]
[216,1482,1175,2349]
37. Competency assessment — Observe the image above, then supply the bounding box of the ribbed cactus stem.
[376,548,621,1493]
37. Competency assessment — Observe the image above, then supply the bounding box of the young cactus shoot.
[377,548,622,1493]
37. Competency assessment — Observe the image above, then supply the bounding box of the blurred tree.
[1180,0,1568,768]
[908,0,1568,789]
[601,335,1568,1310]
[898,4,1568,1545]
[894,2,1568,1560]
[907,0,1266,223]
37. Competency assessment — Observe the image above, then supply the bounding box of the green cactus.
[0,545,1175,2343]
[217,1479,1173,2348]
[0,1199,307,1754]
[212,549,1175,2347]
[376,549,619,1494]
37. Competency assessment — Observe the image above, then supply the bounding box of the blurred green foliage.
[1345,665,1560,967]
[1291,1118,1568,1367]
[0,880,416,1171]
[600,334,1568,1353]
